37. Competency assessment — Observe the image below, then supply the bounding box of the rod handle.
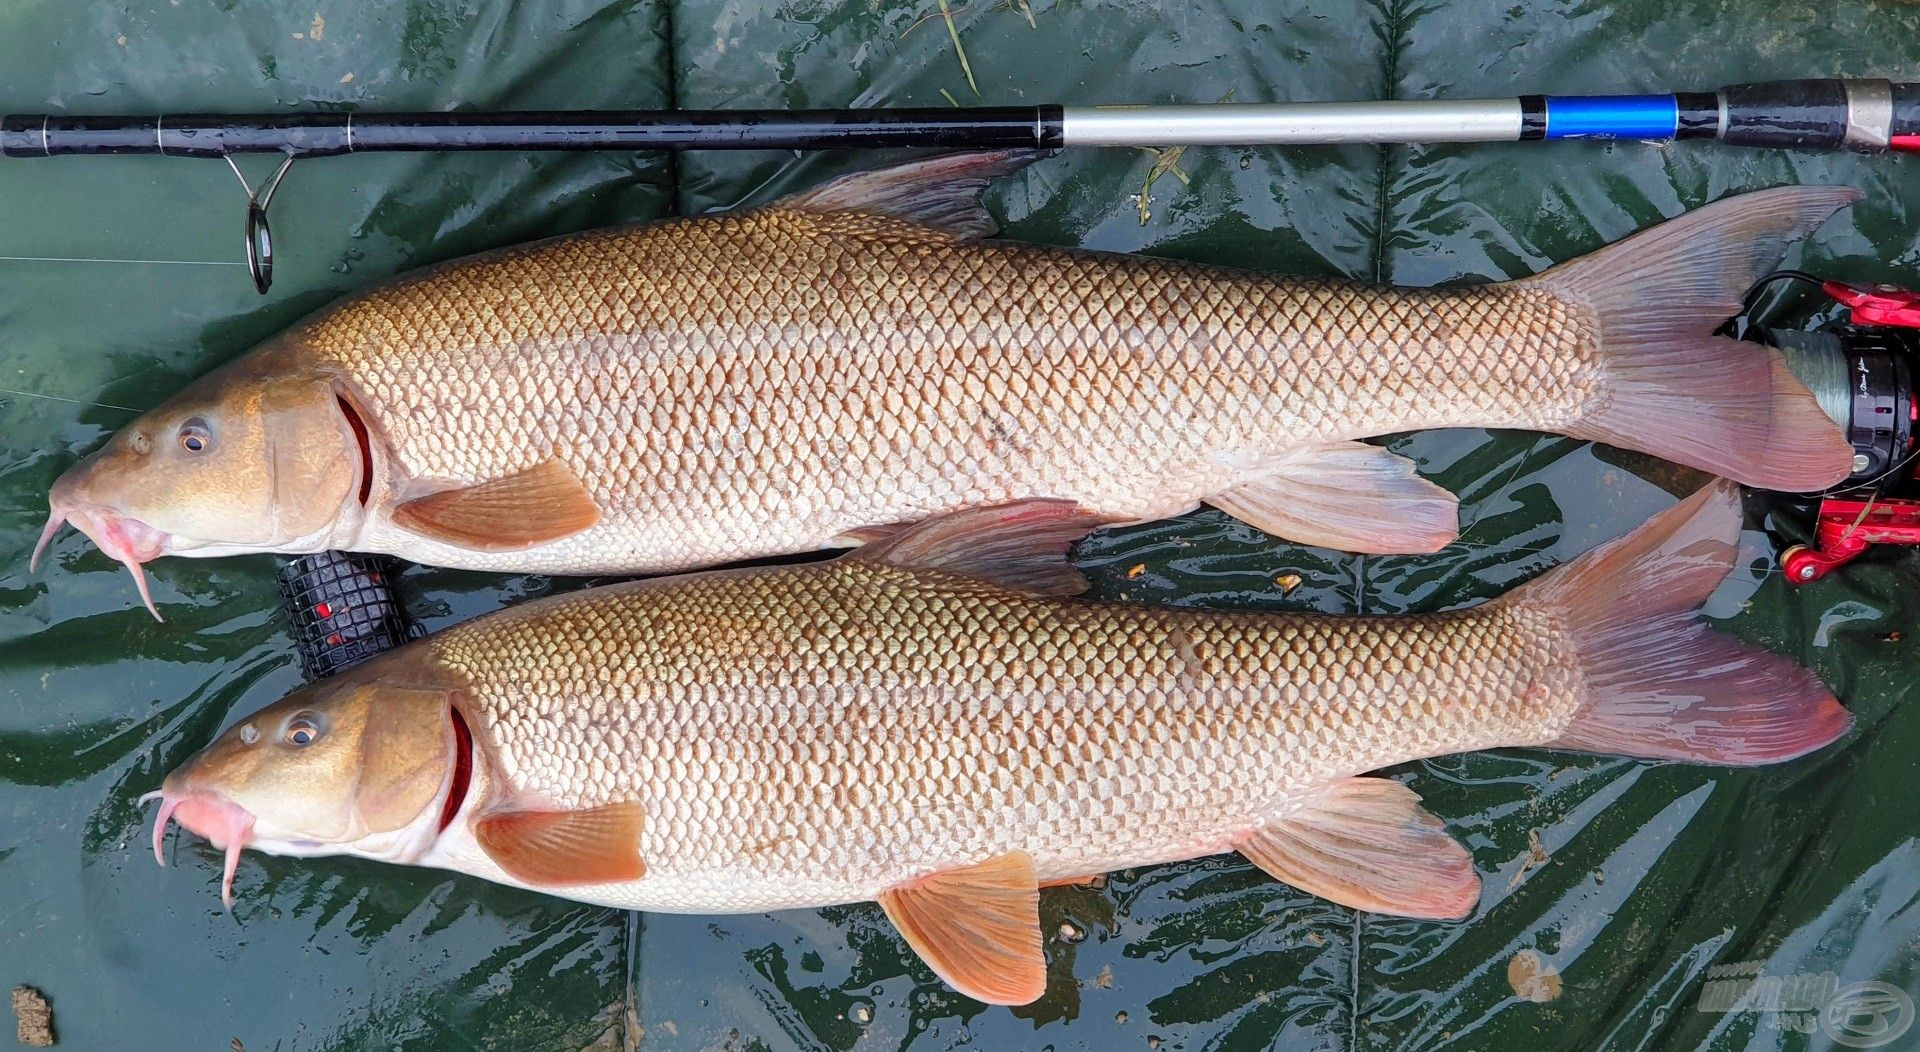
[1718,79,1919,153]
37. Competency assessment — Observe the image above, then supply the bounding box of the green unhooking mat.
[2,1,1917,1049]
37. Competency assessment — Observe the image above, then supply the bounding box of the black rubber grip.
[1720,79,1848,150]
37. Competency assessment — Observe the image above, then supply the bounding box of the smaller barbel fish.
[148,483,1844,1005]
[37,151,1853,618]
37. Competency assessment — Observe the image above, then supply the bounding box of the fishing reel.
[1741,277,1920,583]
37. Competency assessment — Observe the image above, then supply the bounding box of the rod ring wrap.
[1845,79,1894,150]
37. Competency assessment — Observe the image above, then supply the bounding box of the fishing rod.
[3,77,1914,293]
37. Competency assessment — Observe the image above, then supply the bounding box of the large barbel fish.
[36,152,1851,618]
[148,484,1845,1005]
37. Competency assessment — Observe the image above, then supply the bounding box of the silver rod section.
[1061,100,1525,147]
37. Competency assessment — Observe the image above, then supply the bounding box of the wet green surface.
[2,1,1918,1049]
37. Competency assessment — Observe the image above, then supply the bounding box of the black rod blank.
[0,107,1067,157]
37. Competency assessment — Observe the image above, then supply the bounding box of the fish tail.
[1510,479,1848,765]
[1523,186,1859,492]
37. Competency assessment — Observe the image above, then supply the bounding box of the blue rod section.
[1543,95,1679,140]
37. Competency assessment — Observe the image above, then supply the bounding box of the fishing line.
[0,255,246,267]
[0,387,142,412]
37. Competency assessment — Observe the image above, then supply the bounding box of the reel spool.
[1750,280,1920,582]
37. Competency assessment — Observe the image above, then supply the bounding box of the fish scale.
[419,554,1573,913]
[262,203,1594,574]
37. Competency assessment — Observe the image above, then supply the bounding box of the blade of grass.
[937,0,979,96]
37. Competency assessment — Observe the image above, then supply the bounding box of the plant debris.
[1133,146,1191,224]
[12,985,54,1047]
[937,0,978,96]
[1506,827,1550,888]
[1132,90,1235,223]
[1507,950,1562,1003]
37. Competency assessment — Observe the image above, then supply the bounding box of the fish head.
[38,358,367,618]
[149,677,464,906]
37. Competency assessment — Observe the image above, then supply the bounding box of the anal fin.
[877,851,1046,1005]
[394,460,601,552]
[1238,777,1479,920]
[474,801,646,887]
[1209,441,1459,554]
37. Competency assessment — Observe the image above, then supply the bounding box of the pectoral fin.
[473,801,646,887]
[1237,777,1479,920]
[393,460,601,552]
[877,851,1046,1005]
[1209,441,1459,554]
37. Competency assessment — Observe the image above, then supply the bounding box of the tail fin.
[1522,186,1859,492]
[1510,480,1848,764]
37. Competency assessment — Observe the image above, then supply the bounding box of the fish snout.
[36,478,172,620]
[64,505,168,565]
[146,787,257,908]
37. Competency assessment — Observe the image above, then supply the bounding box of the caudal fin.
[1523,187,1859,492]
[1510,481,1848,764]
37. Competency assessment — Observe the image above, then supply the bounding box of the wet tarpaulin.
[2,0,1917,1049]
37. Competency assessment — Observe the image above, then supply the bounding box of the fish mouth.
[144,789,256,909]
[33,502,171,621]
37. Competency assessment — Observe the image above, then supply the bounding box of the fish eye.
[285,714,323,747]
[179,419,212,454]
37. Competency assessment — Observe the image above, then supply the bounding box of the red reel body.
[1779,281,1920,583]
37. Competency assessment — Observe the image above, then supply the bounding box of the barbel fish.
[36,153,1852,618]
[148,483,1845,1004]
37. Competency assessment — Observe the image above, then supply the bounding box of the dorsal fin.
[774,150,1041,239]
[852,500,1106,596]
